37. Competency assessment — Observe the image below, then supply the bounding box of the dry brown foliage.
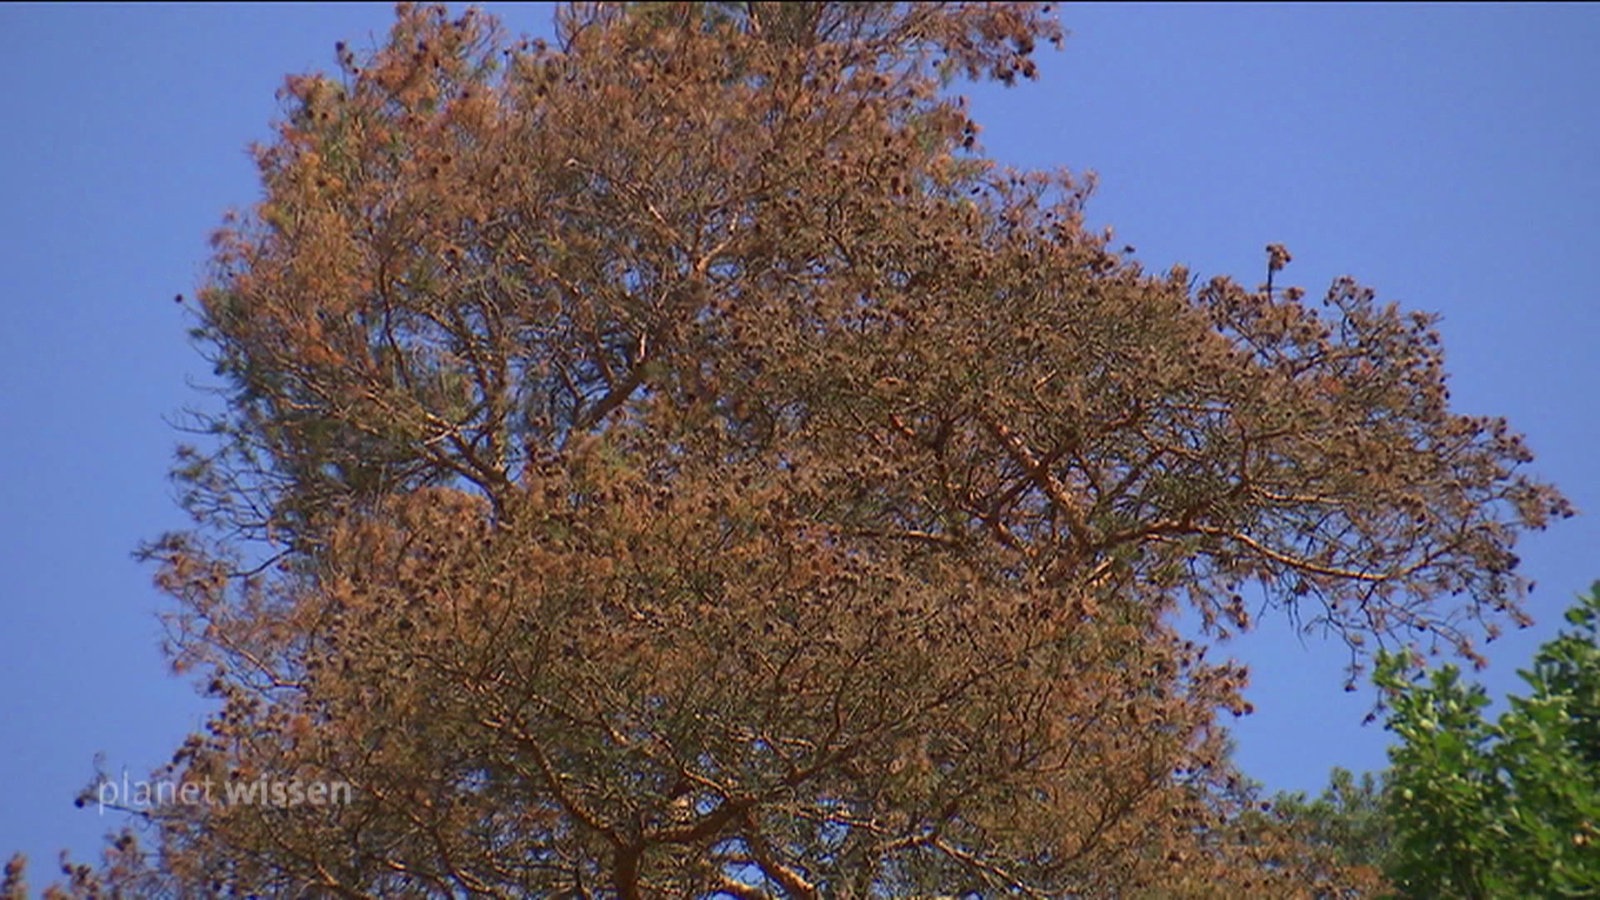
[22,2,1565,896]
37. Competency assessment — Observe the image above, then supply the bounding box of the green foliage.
[1268,767,1394,879]
[1375,583,1600,898]
[1276,586,1600,897]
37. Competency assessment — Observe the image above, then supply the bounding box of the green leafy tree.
[1377,584,1600,898]
[1266,768,1394,889]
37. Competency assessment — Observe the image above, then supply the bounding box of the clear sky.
[2,2,1596,877]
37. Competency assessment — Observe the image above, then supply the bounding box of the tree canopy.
[10,3,1569,896]
[1263,584,1600,898]
[1375,583,1600,897]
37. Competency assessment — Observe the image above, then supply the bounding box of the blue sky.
[2,2,1596,877]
